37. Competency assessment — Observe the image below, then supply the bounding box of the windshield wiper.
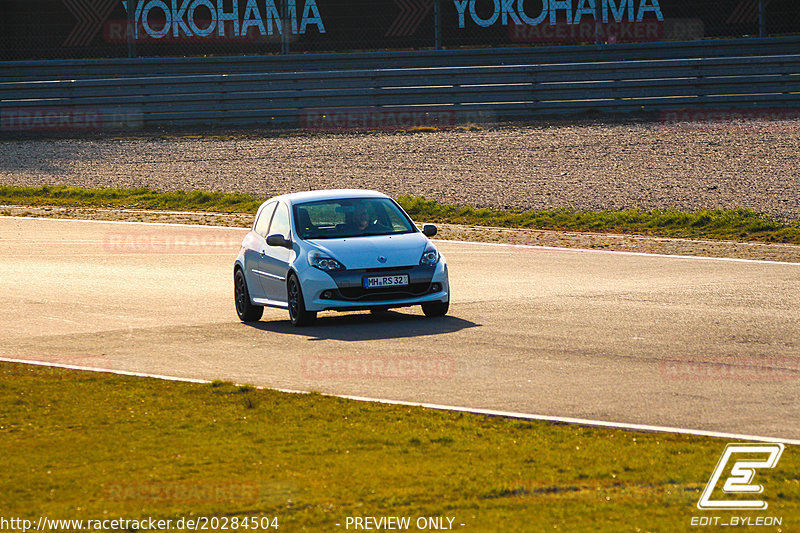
[362,230,413,236]
[308,230,412,240]
[307,234,359,240]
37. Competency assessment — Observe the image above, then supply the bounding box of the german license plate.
[363,274,409,288]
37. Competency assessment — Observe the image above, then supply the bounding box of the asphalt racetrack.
[2,217,798,440]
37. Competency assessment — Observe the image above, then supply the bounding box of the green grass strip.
[2,362,798,531]
[0,185,264,213]
[397,195,800,245]
[1,185,798,244]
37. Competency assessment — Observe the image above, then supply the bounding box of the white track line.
[2,356,798,446]
[438,238,800,266]
[0,215,244,231]
[3,215,798,266]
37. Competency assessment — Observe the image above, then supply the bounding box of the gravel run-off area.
[1,119,799,222]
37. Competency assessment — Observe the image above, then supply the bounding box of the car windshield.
[293,198,416,240]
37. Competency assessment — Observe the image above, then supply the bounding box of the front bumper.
[299,260,449,312]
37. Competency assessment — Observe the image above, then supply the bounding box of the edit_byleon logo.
[697,443,785,511]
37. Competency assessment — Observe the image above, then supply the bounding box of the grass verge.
[1,185,799,244]
[0,185,263,214]
[1,362,797,531]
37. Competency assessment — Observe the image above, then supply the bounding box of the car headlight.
[419,244,439,266]
[308,250,345,271]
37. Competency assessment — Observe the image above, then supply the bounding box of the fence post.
[594,0,602,44]
[434,0,442,50]
[281,0,290,54]
[127,0,137,58]
[759,0,766,37]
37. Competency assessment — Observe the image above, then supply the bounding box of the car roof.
[265,189,391,206]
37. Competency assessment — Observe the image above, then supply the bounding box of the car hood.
[307,232,429,270]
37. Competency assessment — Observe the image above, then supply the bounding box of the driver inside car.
[338,202,391,235]
[353,204,371,231]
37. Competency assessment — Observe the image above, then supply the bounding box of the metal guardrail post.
[434,0,442,50]
[759,0,766,38]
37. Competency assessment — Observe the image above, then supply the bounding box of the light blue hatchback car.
[234,189,450,326]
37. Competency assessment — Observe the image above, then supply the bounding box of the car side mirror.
[422,224,437,237]
[266,234,291,248]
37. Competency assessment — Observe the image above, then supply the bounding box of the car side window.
[255,202,277,237]
[268,202,291,240]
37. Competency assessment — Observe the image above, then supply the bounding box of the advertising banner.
[0,0,798,60]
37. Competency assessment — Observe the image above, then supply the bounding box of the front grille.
[325,265,436,302]
[349,266,417,274]
[335,282,432,301]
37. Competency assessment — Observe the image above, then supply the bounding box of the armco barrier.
[1,43,799,130]
[1,37,800,82]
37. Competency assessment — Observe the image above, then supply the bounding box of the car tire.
[288,273,316,327]
[234,269,263,322]
[421,299,449,317]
